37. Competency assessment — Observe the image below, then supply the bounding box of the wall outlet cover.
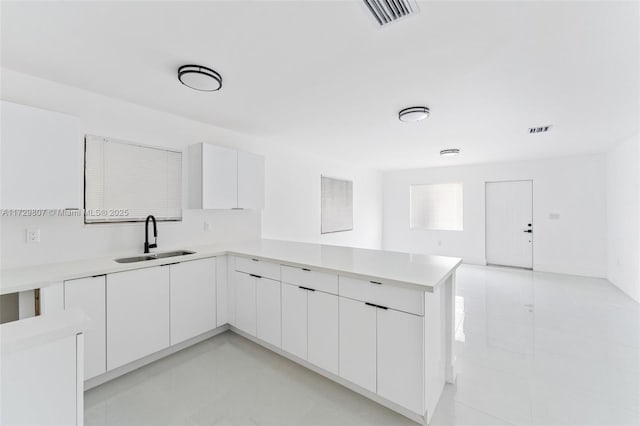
[26,229,41,243]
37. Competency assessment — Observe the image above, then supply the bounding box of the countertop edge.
[1,244,462,295]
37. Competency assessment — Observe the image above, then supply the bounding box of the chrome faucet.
[144,215,158,253]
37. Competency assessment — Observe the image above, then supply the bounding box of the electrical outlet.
[204,222,212,232]
[26,229,41,243]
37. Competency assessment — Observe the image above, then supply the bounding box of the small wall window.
[84,135,182,223]
[410,183,463,231]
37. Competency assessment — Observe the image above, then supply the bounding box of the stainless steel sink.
[115,250,196,264]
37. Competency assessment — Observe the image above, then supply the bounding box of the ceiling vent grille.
[528,125,552,134]
[362,0,419,26]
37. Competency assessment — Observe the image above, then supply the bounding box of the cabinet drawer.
[281,265,338,294]
[234,256,280,281]
[339,276,424,316]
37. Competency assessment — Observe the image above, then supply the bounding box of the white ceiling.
[2,1,638,170]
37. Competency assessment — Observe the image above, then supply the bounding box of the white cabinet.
[377,308,424,414]
[1,312,84,426]
[233,271,257,336]
[216,256,229,327]
[188,143,264,210]
[106,266,170,370]
[1,101,81,209]
[281,283,307,360]
[339,297,377,392]
[170,258,216,345]
[64,275,106,380]
[307,290,339,375]
[256,277,281,347]
[237,150,265,209]
[339,295,425,413]
[282,282,339,374]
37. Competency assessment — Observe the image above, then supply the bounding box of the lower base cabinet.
[256,277,281,347]
[339,296,425,413]
[233,271,257,336]
[377,308,424,414]
[281,283,307,359]
[64,275,106,380]
[170,258,216,345]
[307,290,339,375]
[106,266,170,370]
[338,297,377,392]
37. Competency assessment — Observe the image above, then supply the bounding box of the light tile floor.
[85,265,640,426]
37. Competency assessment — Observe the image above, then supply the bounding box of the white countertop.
[1,239,461,295]
[1,308,89,354]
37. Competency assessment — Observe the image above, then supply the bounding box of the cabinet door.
[234,272,257,336]
[202,144,238,209]
[308,291,339,375]
[237,150,265,209]
[281,283,307,360]
[64,275,106,380]
[377,308,424,414]
[339,297,376,392]
[256,278,281,347]
[107,266,170,370]
[170,258,216,345]
[216,256,228,327]
[1,101,81,209]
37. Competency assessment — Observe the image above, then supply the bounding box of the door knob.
[523,230,532,233]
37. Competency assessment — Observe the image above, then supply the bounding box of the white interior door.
[485,180,533,269]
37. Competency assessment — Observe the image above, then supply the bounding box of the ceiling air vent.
[528,125,552,134]
[362,0,419,27]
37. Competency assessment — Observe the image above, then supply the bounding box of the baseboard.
[84,324,429,425]
[462,257,486,266]
[229,326,426,425]
[532,264,606,279]
[84,325,229,390]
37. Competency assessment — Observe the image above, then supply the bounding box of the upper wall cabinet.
[1,101,81,209]
[188,143,265,210]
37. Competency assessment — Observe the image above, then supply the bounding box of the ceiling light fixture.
[398,106,430,122]
[440,149,460,157]
[178,65,222,92]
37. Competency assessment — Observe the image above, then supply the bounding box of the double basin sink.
[114,250,195,264]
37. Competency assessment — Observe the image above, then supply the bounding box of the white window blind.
[85,135,182,223]
[410,183,463,231]
[321,176,353,234]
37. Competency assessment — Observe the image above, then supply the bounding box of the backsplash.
[0,209,260,269]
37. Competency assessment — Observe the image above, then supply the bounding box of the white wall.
[606,134,640,302]
[383,155,607,278]
[262,150,382,248]
[0,69,382,268]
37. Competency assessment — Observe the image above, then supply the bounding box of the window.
[84,135,182,223]
[410,183,463,231]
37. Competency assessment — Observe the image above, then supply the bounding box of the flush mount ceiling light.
[440,149,460,157]
[398,106,430,122]
[178,65,222,92]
